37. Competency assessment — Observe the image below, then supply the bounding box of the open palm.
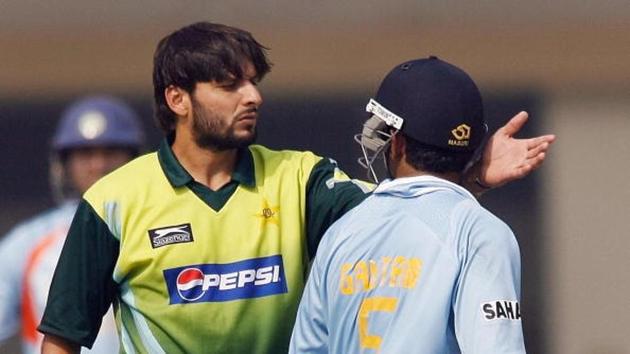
[479,111,556,187]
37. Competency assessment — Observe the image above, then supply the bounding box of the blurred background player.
[290,57,527,353]
[0,96,144,354]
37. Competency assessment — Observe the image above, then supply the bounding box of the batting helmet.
[355,56,488,182]
[52,95,144,152]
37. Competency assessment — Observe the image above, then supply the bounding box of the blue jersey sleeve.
[0,226,28,341]
[453,208,525,353]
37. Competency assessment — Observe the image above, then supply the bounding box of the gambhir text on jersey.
[339,256,423,295]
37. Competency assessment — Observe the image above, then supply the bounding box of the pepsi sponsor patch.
[148,223,194,248]
[481,300,521,321]
[163,255,288,304]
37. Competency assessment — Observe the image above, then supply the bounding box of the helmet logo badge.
[78,111,107,140]
[449,124,471,147]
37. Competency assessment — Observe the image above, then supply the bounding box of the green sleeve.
[305,158,372,260]
[38,199,119,349]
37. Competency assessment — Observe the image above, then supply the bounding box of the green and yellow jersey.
[38,138,371,354]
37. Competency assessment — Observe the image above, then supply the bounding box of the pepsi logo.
[164,255,289,304]
[176,268,206,301]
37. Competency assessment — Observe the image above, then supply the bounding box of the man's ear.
[390,131,406,160]
[164,85,191,118]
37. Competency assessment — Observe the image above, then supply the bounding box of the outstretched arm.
[463,111,556,195]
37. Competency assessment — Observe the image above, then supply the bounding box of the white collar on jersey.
[373,175,478,203]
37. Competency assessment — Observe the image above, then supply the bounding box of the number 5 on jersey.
[358,296,398,352]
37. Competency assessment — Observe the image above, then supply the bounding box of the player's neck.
[394,162,460,184]
[171,132,238,191]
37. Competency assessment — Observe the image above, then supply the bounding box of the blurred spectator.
[0,96,144,354]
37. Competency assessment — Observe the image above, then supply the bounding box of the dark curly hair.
[152,22,272,133]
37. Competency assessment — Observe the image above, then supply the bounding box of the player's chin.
[234,129,257,146]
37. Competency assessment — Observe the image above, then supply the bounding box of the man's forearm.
[41,334,80,354]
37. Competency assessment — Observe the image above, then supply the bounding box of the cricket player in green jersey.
[39,22,554,354]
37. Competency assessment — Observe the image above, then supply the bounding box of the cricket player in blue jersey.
[0,96,143,354]
[290,56,528,353]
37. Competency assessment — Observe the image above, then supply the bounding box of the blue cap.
[52,96,144,151]
[373,56,486,151]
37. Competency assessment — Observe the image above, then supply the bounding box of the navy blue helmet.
[52,96,144,152]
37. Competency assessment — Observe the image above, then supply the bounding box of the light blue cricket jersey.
[290,175,525,354]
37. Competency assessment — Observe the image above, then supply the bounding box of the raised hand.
[476,111,556,188]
